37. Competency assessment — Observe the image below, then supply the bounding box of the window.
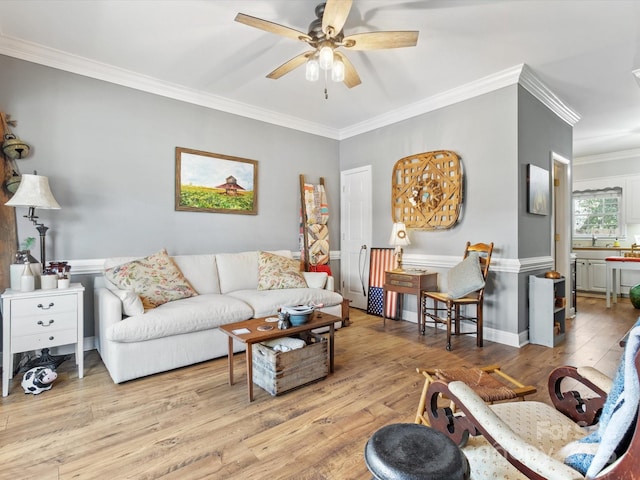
[573,187,624,238]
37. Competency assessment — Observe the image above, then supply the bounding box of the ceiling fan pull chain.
[324,69,329,99]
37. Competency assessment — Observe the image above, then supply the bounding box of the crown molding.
[574,147,640,165]
[0,35,579,139]
[0,34,341,140]
[518,64,581,126]
[339,64,525,139]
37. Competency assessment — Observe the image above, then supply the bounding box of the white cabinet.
[529,275,566,347]
[626,176,640,224]
[576,258,607,292]
[589,260,607,292]
[620,269,640,294]
[1,283,85,396]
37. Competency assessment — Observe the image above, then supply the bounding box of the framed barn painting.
[527,164,549,216]
[175,147,258,215]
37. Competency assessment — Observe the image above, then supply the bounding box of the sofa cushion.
[172,254,220,294]
[257,251,307,290]
[105,249,197,309]
[112,289,145,317]
[106,294,253,343]
[447,252,485,299]
[216,250,292,294]
[227,288,343,318]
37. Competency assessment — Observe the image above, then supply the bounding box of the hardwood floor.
[1,297,638,479]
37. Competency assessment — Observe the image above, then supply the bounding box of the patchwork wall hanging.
[300,175,331,273]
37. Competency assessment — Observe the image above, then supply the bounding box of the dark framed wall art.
[527,164,549,215]
[175,147,258,215]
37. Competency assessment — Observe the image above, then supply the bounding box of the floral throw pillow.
[105,249,197,309]
[258,251,308,290]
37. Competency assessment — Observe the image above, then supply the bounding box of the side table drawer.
[11,312,77,336]
[12,329,77,353]
[10,295,77,318]
[386,273,420,288]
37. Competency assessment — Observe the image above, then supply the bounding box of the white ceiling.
[1,0,639,159]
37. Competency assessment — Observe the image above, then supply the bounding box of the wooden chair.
[423,332,640,479]
[415,365,536,426]
[421,242,493,351]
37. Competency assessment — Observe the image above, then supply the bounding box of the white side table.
[1,283,85,396]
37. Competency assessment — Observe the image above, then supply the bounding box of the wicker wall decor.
[391,150,463,230]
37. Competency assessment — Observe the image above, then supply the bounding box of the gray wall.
[340,84,572,342]
[1,53,573,347]
[0,54,341,339]
[516,85,573,333]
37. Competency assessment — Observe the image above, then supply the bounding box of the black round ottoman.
[364,423,470,480]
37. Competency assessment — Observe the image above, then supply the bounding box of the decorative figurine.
[21,367,57,395]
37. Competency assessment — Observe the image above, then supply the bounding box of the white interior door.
[340,166,372,310]
[552,152,572,313]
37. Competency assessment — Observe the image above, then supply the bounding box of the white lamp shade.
[319,45,334,70]
[389,222,410,246]
[306,57,320,82]
[331,58,345,82]
[5,173,61,209]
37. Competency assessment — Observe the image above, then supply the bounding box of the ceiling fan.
[235,0,419,96]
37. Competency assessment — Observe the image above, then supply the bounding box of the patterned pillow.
[447,252,485,299]
[258,251,308,290]
[105,249,197,309]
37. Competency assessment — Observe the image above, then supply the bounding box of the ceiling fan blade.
[322,0,353,38]
[266,51,314,79]
[343,31,419,50]
[235,13,311,42]
[334,51,361,88]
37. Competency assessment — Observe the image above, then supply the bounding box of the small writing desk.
[605,256,640,308]
[383,270,438,332]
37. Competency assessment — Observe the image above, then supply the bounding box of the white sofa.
[94,250,344,383]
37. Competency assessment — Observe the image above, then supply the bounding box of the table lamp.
[389,222,410,271]
[5,172,61,266]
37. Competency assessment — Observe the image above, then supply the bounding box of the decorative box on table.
[252,333,328,396]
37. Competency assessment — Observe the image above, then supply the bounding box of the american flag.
[367,248,399,319]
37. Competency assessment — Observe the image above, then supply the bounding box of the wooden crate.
[252,333,328,396]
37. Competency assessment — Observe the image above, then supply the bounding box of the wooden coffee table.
[219,311,340,401]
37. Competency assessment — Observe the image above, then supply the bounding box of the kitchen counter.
[573,246,633,251]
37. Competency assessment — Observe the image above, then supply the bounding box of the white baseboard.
[395,309,524,348]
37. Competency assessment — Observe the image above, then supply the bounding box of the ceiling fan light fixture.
[331,58,345,82]
[318,45,334,70]
[305,57,320,82]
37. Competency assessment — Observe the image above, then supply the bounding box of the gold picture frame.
[175,147,258,215]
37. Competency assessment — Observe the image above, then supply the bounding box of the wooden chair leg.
[446,303,453,351]
[477,303,483,347]
[415,369,435,425]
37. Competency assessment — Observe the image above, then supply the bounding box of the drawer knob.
[49,336,54,341]
[37,319,55,327]
[37,302,55,310]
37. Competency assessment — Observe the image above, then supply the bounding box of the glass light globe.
[331,59,345,82]
[318,45,334,70]
[305,57,319,81]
